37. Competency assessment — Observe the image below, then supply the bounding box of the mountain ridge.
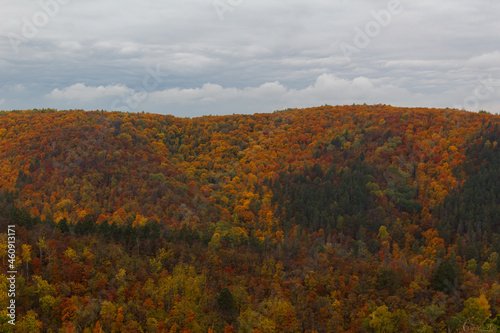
[1,105,500,332]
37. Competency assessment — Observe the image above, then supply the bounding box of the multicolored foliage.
[0,105,499,332]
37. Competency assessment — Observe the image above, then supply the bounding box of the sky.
[1,0,499,117]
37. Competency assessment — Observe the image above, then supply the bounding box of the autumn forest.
[1,105,500,332]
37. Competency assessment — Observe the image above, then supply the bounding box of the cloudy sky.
[1,0,499,117]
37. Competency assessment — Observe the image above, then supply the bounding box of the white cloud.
[58,41,83,52]
[46,83,133,102]
[46,71,500,116]
[467,51,500,68]
[383,60,455,70]
[144,74,421,112]
[12,84,26,92]
[1,84,26,92]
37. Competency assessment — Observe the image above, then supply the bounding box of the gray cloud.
[1,0,499,115]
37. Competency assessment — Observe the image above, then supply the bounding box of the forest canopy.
[1,105,500,332]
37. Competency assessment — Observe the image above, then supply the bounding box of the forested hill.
[1,105,500,332]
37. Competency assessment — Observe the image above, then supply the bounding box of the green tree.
[369,305,396,333]
[432,259,458,293]
[218,288,236,314]
[459,294,491,326]
[16,311,41,333]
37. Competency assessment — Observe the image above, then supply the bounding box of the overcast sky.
[1,0,499,116]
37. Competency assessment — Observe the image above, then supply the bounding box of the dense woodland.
[0,105,500,332]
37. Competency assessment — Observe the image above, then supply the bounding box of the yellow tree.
[21,244,32,278]
[15,310,42,333]
[459,294,491,326]
[369,305,396,333]
[0,235,7,266]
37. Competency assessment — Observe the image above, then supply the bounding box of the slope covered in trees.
[0,105,500,332]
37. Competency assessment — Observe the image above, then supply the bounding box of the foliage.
[0,105,500,331]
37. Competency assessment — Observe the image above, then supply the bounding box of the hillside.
[1,105,500,332]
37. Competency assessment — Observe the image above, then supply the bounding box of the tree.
[36,237,47,264]
[16,311,42,333]
[369,305,396,333]
[60,297,77,324]
[99,301,117,332]
[93,321,103,333]
[21,244,32,278]
[432,258,458,293]
[217,288,236,315]
[0,236,7,266]
[459,295,491,327]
